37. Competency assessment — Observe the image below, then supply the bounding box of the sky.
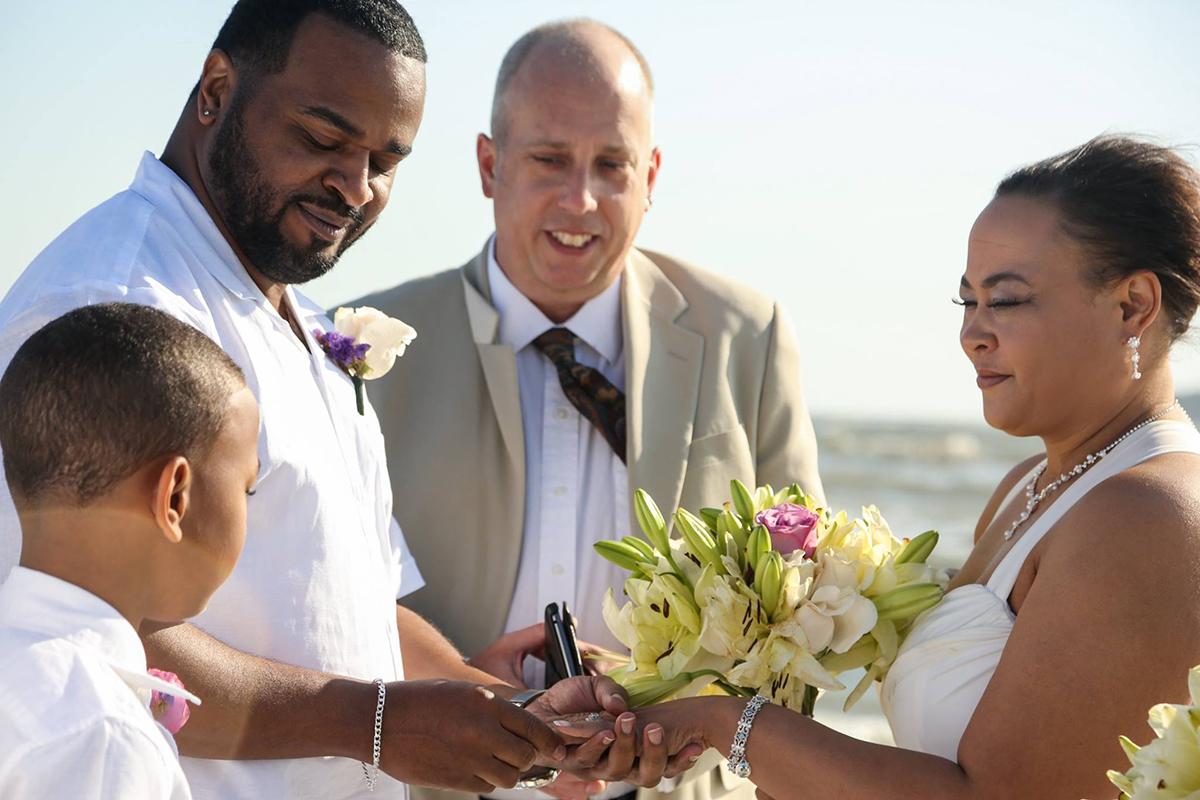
[3,0,1200,422]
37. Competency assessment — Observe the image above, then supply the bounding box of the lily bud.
[895,530,939,565]
[635,490,670,555]
[595,541,652,572]
[675,509,721,567]
[730,479,756,525]
[872,583,943,620]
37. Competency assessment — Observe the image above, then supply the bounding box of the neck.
[161,117,289,314]
[1038,369,1178,480]
[17,507,153,630]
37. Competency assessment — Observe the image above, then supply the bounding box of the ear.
[1119,270,1162,340]
[196,49,238,127]
[645,146,662,201]
[477,133,498,199]
[152,456,191,544]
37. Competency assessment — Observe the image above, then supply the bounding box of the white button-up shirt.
[488,242,634,800]
[0,567,195,799]
[0,153,422,799]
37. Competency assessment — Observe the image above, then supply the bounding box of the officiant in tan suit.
[353,19,823,800]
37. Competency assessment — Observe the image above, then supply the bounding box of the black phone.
[544,601,584,687]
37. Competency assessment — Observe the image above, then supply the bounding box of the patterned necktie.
[532,327,626,463]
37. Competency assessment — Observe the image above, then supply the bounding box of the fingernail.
[689,754,701,763]
[554,745,566,761]
[620,715,635,734]
[552,720,572,727]
[603,734,616,744]
[648,726,663,745]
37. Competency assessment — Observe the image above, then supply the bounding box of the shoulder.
[349,267,467,322]
[635,248,779,334]
[0,190,213,348]
[0,638,169,762]
[1051,455,1200,575]
[974,454,1044,542]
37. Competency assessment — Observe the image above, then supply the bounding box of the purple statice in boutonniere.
[314,306,417,415]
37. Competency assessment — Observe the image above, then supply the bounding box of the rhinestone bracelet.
[362,678,386,792]
[727,695,769,779]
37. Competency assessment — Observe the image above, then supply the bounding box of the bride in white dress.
[622,135,1200,799]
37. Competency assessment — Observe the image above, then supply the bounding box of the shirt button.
[552,564,565,575]
[555,407,570,421]
[553,486,567,498]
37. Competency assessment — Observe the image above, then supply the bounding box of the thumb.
[508,622,548,658]
[590,675,628,715]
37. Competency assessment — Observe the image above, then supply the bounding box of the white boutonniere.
[314,306,417,415]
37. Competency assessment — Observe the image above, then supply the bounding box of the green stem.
[353,376,365,416]
[687,669,756,698]
[800,684,819,717]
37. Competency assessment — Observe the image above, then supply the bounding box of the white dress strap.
[985,420,1200,601]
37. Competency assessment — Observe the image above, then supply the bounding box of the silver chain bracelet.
[727,695,769,779]
[362,678,386,791]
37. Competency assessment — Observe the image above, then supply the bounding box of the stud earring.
[203,109,212,117]
[1128,336,1142,380]
[644,196,653,211]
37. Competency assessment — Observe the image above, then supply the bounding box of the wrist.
[332,678,388,763]
[489,683,521,702]
[706,697,750,755]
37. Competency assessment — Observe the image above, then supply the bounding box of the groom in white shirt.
[0,3,676,798]
[356,19,824,800]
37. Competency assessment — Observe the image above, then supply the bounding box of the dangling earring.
[1128,336,1142,380]
[644,196,653,212]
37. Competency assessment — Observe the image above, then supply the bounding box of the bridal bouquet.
[1108,664,1200,799]
[595,480,947,715]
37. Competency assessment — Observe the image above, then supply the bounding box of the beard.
[207,95,366,285]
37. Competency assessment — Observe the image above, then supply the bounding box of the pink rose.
[147,668,191,734]
[755,503,820,558]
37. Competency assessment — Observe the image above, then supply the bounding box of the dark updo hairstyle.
[996,135,1200,340]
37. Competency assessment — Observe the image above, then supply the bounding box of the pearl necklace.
[1005,400,1186,540]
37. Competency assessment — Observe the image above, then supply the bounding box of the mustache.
[290,193,365,227]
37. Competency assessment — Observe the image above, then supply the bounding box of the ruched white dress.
[880,420,1200,761]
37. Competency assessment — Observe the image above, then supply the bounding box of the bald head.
[491,19,654,146]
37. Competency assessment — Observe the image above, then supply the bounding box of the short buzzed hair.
[491,18,654,144]
[192,0,425,97]
[0,304,247,506]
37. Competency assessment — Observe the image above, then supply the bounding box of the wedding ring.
[585,712,602,722]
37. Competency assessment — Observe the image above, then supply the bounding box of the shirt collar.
[127,152,266,304]
[487,235,623,363]
[0,566,198,705]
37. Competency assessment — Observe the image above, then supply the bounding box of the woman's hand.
[550,698,712,786]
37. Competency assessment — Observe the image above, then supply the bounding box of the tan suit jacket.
[355,242,823,800]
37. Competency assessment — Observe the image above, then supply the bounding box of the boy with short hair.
[0,302,259,799]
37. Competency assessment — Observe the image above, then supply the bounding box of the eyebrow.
[960,271,1033,290]
[300,105,412,157]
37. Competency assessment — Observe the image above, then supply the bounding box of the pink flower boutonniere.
[314,306,417,415]
[147,668,192,734]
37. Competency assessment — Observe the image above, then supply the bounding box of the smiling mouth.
[976,373,1011,389]
[297,204,350,243]
[547,231,596,249]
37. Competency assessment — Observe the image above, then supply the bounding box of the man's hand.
[379,679,566,793]
[468,623,546,689]
[468,622,622,686]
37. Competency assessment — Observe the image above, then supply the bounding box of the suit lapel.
[624,249,705,532]
[462,249,525,479]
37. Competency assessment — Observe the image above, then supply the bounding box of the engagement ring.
[585,712,602,722]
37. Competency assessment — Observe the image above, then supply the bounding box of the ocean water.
[806,416,1041,744]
